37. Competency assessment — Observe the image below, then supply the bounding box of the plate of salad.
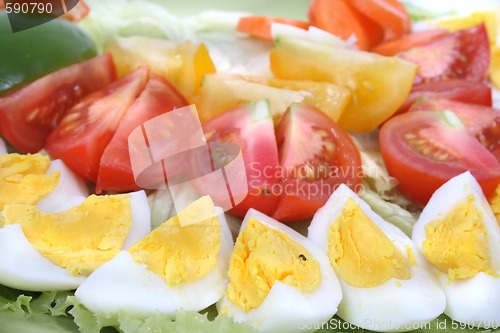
[0,0,499,332]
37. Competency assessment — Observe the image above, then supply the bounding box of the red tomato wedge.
[308,0,384,50]
[0,54,116,153]
[371,29,448,56]
[272,103,363,222]
[45,66,149,181]
[203,100,281,217]
[398,24,490,84]
[350,0,410,41]
[398,79,492,113]
[407,98,500,162]
[237,16,309,41]
[96,74,188,193]
[380,111,500,206]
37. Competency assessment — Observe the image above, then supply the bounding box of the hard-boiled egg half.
[308,184,446,332]
[0,189,151,292]
[412,171,500,327]
[75,196,233,319]
[0,152,89,213]
[217,209,342,333]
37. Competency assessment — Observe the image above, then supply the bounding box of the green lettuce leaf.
[67,297,258,333]
[0,286,78,333]
[1,283,499,333]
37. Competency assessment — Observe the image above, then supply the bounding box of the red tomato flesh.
[0,54,116,153]
[398,24,490,84]
[380,111,500,206]
[203,100,281,217]
[96,74,188,193]
[407,98,500,162]
[272,103,363,222]
[45,66,149,181]
[202,101,363,222]
[398,79,492,113]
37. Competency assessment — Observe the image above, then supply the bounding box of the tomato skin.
[350,0,410,41]
[0,54,116,153]
[203,101,281,217]
[237,16,309,41]
[96,74,188,193]
[272,103,363,222]
[398,79,492,114]
[407,98,500,162]
[398,24,490,84]
[380,111,500,205]
[308,0,384,50]
[45,67,149,182]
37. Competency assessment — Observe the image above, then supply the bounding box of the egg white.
[217,208,342,333]
[0,138,6,155]
[0,190,151,291]
[75,206,234,318]
[308,184,446,332]
[37,159,89,213]
[412,171,500,327]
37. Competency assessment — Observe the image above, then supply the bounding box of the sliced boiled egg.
[308,184,445,332]
[412,171,500,328]
[75,196,233,318]
[0,153,89,213]
[217,209,342,333]
[0,190,151,291]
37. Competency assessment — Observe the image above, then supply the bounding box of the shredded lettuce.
[79,0,195,51]
[350,132,420,236]
[0,286,78,333]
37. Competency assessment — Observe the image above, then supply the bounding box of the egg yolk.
[0,153,59,211]
[490,184,500,225]
[423,196,495,280]
[129,196,221,287]
[2,194,132,276]
[328,198,410,288]
[226,218,321,312]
